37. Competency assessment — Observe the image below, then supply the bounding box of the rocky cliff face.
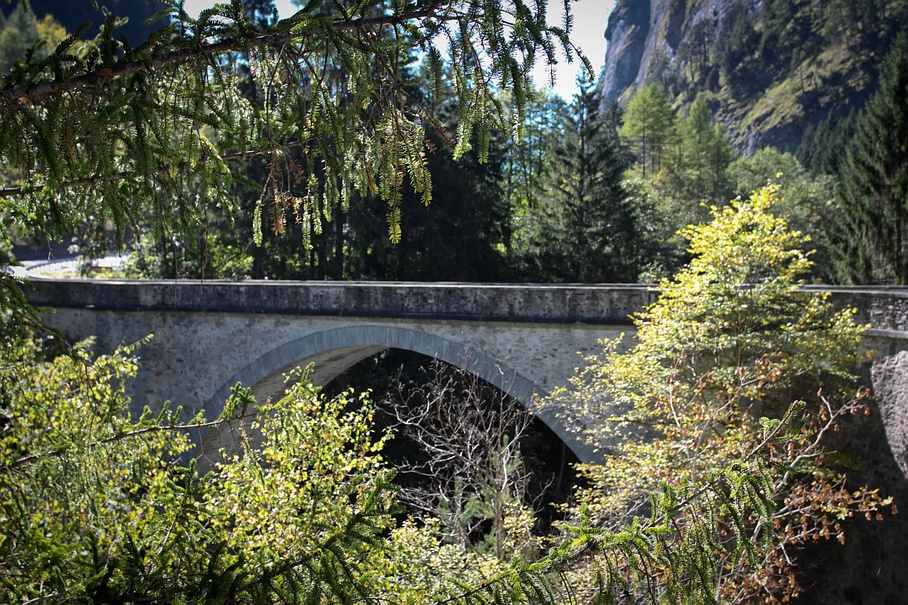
[601,0,757,104]
[598,0,651,104]
[599,0,906,153]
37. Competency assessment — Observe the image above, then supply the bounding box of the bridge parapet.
[25,279,908,331]
[806,286,908,338]
[24,278,657,324]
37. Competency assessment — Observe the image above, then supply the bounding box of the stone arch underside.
[199,325,594,463]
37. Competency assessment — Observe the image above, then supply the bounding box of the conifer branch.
[0,3,449,103]
[0,143,315,198]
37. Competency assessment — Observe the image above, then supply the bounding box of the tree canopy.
[0,0,593,323]
[520,75,640,282]
[0,338,507,603]
[547,186,893,602]
[835,31,908,284]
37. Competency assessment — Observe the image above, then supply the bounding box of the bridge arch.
[199,325,589,461]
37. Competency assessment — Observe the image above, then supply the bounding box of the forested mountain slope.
[599,0,908,152]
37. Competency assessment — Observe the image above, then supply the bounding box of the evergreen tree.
[524,74,639,282]
[835,31,908,284]
[502,86,566,250]
[654,92,735,229]
[618,83,677,178]
[797,109,858,176]
[125,25,517,284]
[0,2,40,75]
[678,93,734,205]
[345,66,512,282]
[714,3,760,92]
[626,92,736,279]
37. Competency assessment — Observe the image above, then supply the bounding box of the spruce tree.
[528,74,639,282]
[0,0,577,256]
[836,31,908,284]
[797,110,858,176]
[1,0,576,287]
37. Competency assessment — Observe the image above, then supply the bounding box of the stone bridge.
[23,279,908,474]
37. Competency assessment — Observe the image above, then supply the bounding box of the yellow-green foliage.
[0,337,505,604]
[205,378,394,568]
[547,186,891,603]
[0,336,198,601]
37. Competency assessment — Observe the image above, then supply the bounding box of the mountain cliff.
[599,0,908,153]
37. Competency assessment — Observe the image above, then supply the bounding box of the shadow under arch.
[199,325,595,463]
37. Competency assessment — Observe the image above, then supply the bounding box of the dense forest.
[2,0,908,603]
[2,0,905,287]
[4,0,894,286]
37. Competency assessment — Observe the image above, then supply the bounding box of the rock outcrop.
[599,0,905,153]
[598,0,651,104]
[601,0,758,103]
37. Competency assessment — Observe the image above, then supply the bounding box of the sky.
[182,0,616,100]
[530,0,616,99]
